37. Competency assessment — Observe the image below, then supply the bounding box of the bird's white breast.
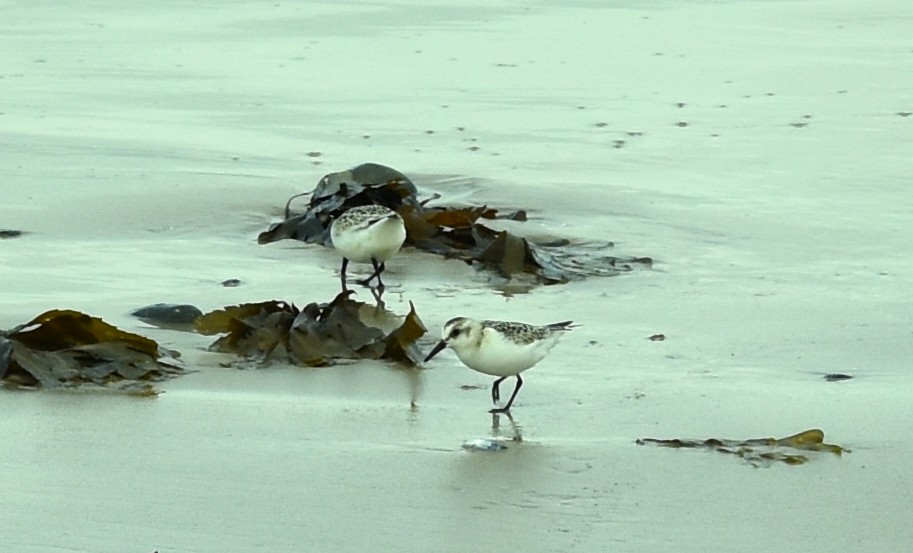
[331,216,405,263]
[452,327,560,377]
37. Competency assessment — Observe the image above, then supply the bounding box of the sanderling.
[424,317,576,413]
[330,205,407,289]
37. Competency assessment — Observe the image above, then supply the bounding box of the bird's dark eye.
[450,328,462,339]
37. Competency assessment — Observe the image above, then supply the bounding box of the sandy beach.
[2,1,912,551]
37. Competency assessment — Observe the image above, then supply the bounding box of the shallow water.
[2,0,913,551]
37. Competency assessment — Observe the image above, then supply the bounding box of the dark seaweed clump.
[258,162,652,286]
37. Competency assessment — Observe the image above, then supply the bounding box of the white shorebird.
[329,205,406,289]
[424,317,576,413]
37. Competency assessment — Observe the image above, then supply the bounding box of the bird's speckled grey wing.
[481,320,552,345]
[334,205,397,232]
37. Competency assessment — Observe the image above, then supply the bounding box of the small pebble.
[0,229,23,239]
[132,303,203,324]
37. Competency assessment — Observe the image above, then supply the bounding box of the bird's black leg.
[356,258,385,287]
[490,375,523,413]
[491,376,508,404]
[339,258,350,290]
[374,261,385,289]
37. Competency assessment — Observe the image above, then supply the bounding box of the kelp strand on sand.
[636,428,847,467]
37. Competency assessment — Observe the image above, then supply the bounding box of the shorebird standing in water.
[424,317,576,413]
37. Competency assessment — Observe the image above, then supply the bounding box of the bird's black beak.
[424,340,448,363]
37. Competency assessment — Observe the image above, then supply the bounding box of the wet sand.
[2,1,913,551]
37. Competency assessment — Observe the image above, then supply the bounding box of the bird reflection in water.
[491,411,523,443]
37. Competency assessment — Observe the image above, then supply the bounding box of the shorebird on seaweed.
[329,205,406,290]
[424,317,576,413]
